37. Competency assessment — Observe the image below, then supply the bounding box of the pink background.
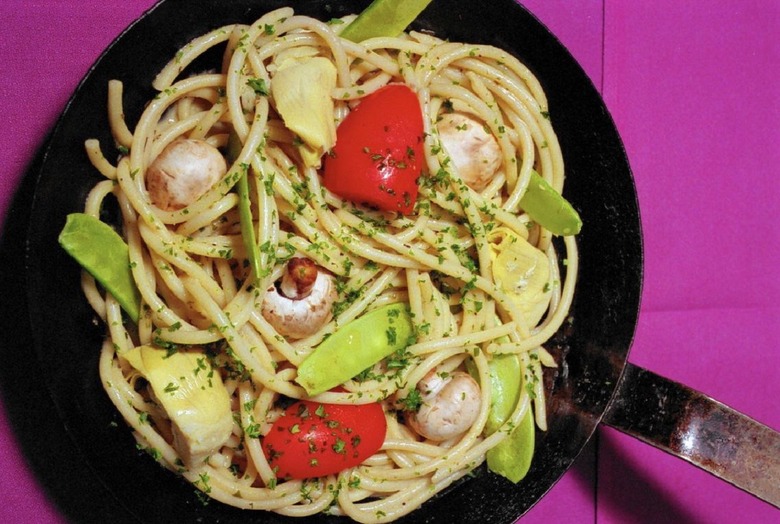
[0,1,777,522]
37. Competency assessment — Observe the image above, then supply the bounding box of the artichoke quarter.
[123,345,233,466]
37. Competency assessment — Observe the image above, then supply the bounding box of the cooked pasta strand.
[75,8,579,523]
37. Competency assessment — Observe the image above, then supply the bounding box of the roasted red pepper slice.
[323,84,424,215]
[262,399,386,479]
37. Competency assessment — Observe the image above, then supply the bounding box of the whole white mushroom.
[437,112,502,192]
[261,257,338,340]
[408,370,482,442]
[146,138,227,211]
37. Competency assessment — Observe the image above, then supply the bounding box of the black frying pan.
[6,0,778,522]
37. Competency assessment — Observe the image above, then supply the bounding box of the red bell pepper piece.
[323,84,424,215]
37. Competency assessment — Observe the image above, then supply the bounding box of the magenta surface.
[0,1,777,522]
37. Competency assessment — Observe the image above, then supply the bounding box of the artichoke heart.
[123,345,233,466]
[488,227,552,327]
[271,56,337,168]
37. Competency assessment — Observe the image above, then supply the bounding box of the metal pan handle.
[602,362,780,508]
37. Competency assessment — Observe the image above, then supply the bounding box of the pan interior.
[20,1,642,522]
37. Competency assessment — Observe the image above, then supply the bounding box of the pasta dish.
[60,5,580,522]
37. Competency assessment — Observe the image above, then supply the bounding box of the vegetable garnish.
[58,212,141,322]
[484,354,522,436]
[123,345,233,466]
[520,170,582,236]
[295,303,415,396]
[262,399,386,479]
[465,323,535,483]
[271,56,337,168]
[488,227,552,327]
[488,402,535,483]
[227,132,262,285]
[339,0,433,42]
[237,167,262,284]
[323,84,424,215]
[484,354,535,483]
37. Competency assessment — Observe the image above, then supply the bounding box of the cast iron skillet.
[13,0,780,522]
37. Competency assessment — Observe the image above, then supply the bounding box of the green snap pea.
[58,212,141,322]
[296,304,415,396]
[227,132,262,286]
[485,352,535,483]
[339,0,433,42]
[484,354,521,434]
[466,323,535,483]
[236,167,261,284]
[520,170,582,236]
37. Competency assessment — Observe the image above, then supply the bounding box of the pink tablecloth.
[0,1,777,522]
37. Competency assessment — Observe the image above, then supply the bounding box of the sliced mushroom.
[408,370,482,442]
[437,112,502,192]
[261,258,337,339]
[146,138,227,211]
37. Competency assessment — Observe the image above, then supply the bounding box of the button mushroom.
[146,138,227,211]
[437,112,502,192]
[261,257,338,339]
[407,370,482,442]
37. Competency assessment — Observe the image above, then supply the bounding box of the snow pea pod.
[58,212,141,322]
[339,0,433,42]
[227,132,262,286]
[236,166,261,283]
[520,170,582,236]
[484,353,535,483]
[296,303,415,396]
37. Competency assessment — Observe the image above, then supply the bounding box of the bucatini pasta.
[70,6,579,523]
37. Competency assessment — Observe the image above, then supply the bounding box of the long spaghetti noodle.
[77,7,578,523]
